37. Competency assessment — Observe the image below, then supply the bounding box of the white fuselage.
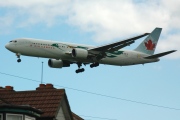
[5,38,159,66]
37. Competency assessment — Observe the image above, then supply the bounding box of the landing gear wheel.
[17,59,21,63]
[75,62,85,73]
[90,62,99,68]
[16,53,21,63]
[75,68,85,73]
[75,69,78,73]
[90,64,94,68]
[81,68,85,72]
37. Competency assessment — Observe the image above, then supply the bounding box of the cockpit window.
[10,40,17,43]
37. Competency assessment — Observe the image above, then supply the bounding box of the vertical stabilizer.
[135,28,162,55]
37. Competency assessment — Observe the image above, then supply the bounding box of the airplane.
[5,27,176,73]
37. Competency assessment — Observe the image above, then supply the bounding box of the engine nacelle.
[72,48,88,59]
[48,59,70,68]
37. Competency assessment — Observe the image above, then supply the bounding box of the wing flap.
[144,50,177,59]
[107,40,134,52]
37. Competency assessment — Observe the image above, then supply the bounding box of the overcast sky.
[1,0,180,120]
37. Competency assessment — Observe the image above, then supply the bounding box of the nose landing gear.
[17,59,21,62]
[16,53,21,63]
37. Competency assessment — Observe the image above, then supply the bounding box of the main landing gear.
[90,62,99,68]
[16,53,21,63]
[75,62,99,73]
[75,63,85,73]
[76,68,85,73]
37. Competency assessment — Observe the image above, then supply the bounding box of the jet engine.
[48,59,70,68]
[72,48,88,59]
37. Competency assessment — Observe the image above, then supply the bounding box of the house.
[0,84,83,120]
[0,103,43,120]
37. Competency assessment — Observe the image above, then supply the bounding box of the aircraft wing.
[88,33,149,60]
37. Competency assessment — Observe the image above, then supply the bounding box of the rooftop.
[0,84,83,120]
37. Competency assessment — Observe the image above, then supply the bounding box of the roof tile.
[0,88,64,117]
[0,84,83,120]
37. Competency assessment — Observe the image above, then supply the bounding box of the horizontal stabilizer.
[144,50,177,59]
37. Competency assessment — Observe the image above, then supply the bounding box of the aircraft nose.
[5,42,18,53]
[5,43,13,51]
[5,43,10,50]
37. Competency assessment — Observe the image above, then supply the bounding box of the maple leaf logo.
[144,40,156,50]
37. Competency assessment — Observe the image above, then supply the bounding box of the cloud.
[68,0,179,42]
[0,13,14,34]
[0,0,71,27]
[157,33,180,59]
[0,0,179,59]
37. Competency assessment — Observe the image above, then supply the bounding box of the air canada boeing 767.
[5,28,176,73]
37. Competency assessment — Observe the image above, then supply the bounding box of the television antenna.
[41,62,44,84]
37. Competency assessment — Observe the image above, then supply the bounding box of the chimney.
[5,86,14,91]
[36,84,55,90]
[46,84,54,89]
[39,84,46,88]
[0,86,14,93]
